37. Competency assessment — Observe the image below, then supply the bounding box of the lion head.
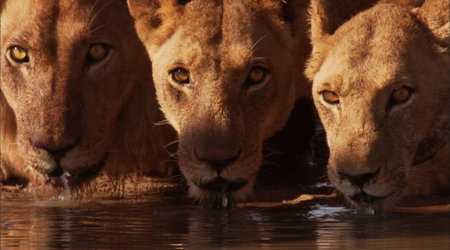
[1,0,173,186]
[306,0,449,212]
[126,0,313,207]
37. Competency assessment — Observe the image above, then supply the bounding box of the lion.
[1,0,174,187]
[126,0,382,207]
[125,0,320,207]
[306,0,449,212]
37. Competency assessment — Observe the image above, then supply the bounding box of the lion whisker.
[153,119,171,126]
[250,33,269,52]
[87,0,102,21]
[163,139,180,148]
[261,159,281,169]
[86,25,106,37]
[87,1,115,29]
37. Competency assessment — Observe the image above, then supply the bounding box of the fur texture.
[306,0,449,212]
[1,0,175,186]
[127,0,315,206]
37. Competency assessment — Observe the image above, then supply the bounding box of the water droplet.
[222,194,228,208]
[28,182,38,200]
[58,173,71,201]
[355,205,375,215]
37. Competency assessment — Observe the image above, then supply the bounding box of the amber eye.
[321,91,340,104]
[9,46,29,63]
[247,66,268,86]
[391,86,412,104]
[170,68,190,84]
[87,43,110,63]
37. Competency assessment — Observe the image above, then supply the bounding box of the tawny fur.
[306,0,449,211]
[1,0,175,186]
[127,0,316,205]
[126,0,380,206]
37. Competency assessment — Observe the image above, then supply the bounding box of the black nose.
[194,148,241,171]
[47,145,75,160]
[338,169,380,188]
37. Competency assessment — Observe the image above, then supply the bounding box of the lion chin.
[179,152,259,208]
[344,188,405,214]
[20,140,108,186]
[327,165,405,213]
[188,177,253,208]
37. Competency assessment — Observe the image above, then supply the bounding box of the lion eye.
[391,86,412,104]
[170,68,190,84]
[247,66,268,86]
[9,46,29,63]
[321,91,340,104]
[87,43,110,63]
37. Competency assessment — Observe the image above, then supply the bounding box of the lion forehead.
[2,1,116,50]
[317,6,429,92]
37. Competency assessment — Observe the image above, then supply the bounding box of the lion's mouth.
[349,190,395,204]
[46,153,108,184]
[194,177,248,192]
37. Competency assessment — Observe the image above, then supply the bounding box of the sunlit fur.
[307,0,449,212]
[127,0,316,206]
[1,0,175,186]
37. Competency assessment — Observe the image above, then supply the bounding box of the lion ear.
[308,0,343,42]
[281,0,309,37]
[412,0,449,50]
[305,0,379,81]
[309,0,380,41]
[127,0,188,56]
[1,0,6,12]
[304,0,342,81]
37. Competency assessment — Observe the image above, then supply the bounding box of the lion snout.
[181,122,243,170]
[337,168,380,189]
[29,134,79,161]
[193,147,242,172]
[27,119,80,153]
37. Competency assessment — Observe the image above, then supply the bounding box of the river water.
[1,190,449,249]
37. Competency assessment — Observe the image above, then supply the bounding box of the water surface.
[2,196,449,249]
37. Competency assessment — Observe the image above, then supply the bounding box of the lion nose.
[46,145,76,160]
[194,148,241,171]
[338,169,380,188]
[34,144,77,177]
[33,138,79,161]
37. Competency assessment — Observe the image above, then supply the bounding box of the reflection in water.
[312,205,450,249]
[1,200,449,249]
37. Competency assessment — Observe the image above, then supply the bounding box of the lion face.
[1,0,149,183]
[307,1,449,211]
[128,0,308,206]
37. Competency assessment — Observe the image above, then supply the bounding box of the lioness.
[1,0,173,186]
[306,0,449,212]
[126,0,318,207]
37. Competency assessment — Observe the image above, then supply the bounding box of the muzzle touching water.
[194,177,248,192]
